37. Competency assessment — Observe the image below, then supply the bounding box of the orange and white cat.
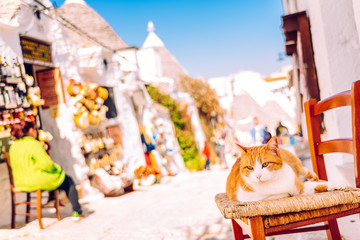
[226,136,344,202]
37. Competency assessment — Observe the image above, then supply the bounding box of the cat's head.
[236,136,283,183]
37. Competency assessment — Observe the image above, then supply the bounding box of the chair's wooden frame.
[305,81,360,188]
[228,80,360,240]
[5,152,61,229]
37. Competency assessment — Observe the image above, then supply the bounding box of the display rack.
[80,128,115,173]
[0,56,37,163]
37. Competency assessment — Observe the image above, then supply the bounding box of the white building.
[136,21,205,159]
[58,0,145,182]
[207,68,297,146]
[0,0,92,226]
[0,0,145,226]
[281,0,360,186]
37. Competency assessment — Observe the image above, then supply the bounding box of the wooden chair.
[215,80,360,239]
[5,152,61,229]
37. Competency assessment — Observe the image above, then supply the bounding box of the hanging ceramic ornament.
[32,106,38,116]
[73,102,87,115]
[67,79,81,96]
[74,111,89,129]
[89,110,100,125]
[84,82,98,100]
[82,98,95,110]
[99,105,108,122]
[38,129,53,142]
[87,82,99,91]
[95,97,104,105]
[92,97,102,111]
[24,74,34,86]
[97,87,108,100]
[28,87,45,107]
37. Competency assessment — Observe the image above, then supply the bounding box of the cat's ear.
[266,136,279,153]
[235,142,247,155]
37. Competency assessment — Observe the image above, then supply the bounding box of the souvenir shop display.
[37,129,53,153]
[67,79,121,175]
[92,168,125,197]
[134,165,161,186]
[0,55,48,164]
[0,56,41,139]
[78,128,132,196]
[77,129,117,174]
[67,79,132,195]
[67,79,109,129]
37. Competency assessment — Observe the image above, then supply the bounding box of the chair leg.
[231,219,245,240]
[36,190,44,229]
[326,220,341,240]
[54,190,61,221]
[25,193,31,223]
[249,216,266,240]
[10,192,15,229]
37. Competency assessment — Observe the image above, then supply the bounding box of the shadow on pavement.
[0,201,94,230]
[183,217,234,240]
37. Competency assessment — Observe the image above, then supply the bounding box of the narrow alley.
[0,167,232,240]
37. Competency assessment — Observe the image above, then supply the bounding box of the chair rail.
[313,90,351,115]
[318,138,353,155]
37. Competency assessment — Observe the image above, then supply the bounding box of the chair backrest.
[304,80,360,188]
[4,152,16,191]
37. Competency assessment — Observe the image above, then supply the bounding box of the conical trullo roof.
[141,21,187,84]
[142,21,165,48]
[232,90,294,133]
[263,100,292,122]
[232,90,275,132]
[0,0,21,23]
[57,0,127,50]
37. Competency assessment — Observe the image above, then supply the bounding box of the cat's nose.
[256,174,262,180]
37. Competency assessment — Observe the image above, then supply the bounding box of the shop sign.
[36,68,65,108]
[20,36,53,67]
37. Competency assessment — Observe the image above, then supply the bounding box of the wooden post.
[249,216,266,240]
[231,219,245,240]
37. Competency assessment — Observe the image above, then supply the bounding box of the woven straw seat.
[216,80,360,239]
[215,189,360,228]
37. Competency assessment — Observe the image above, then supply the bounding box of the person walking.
[250,117,266,146]
[264,126,272,143]
[202,140,211,170]
[276,121,289,137]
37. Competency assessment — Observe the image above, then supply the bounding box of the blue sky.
[55,0,291,78]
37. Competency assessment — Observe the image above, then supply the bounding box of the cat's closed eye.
[262,162,270,168]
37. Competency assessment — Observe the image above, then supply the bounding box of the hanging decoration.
[67,79,109,129]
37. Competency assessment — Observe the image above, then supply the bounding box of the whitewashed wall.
[79,47,146,175]
[137,48,163,82]
[0,1,91,226]
[283,0,360,186]
[0,21,23,228]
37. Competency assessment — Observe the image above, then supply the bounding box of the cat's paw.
[306,174,319,181]
[304,170,319,181]
[327,182,349,191]
[307,181,349,194]
[314,182,349,192]
[314,184,329,193]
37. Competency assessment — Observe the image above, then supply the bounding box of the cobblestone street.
[0,168,233,240]
[0,166,358,240]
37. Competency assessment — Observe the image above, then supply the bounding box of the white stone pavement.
[0,165,358,240]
